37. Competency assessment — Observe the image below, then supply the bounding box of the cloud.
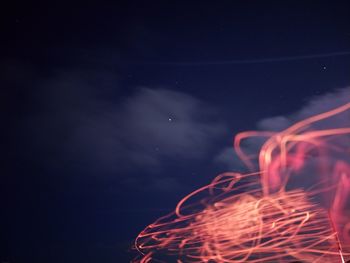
[215,87,350,172]
[67,87,226,175]
[18,70,225,187]
[258,87,350,131]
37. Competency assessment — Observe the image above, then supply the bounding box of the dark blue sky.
[2,1,350,262]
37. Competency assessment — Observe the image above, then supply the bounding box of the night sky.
[2,1,350,262]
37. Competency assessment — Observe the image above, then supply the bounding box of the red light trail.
[134,102,350,262]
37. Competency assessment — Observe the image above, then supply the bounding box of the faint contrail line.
[134,51,350,66]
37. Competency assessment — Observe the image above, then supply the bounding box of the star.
[322,66,327,70]
[168,117,172,122]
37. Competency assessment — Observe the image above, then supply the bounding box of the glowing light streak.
[134,102,350,262]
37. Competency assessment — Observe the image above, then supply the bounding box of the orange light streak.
[134,102,350,262]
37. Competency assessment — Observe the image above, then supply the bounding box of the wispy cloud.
[67,87,226,174]
[215,87,350,172]
[18,69,225,187]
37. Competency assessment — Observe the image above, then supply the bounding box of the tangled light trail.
[134,102,350,262]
